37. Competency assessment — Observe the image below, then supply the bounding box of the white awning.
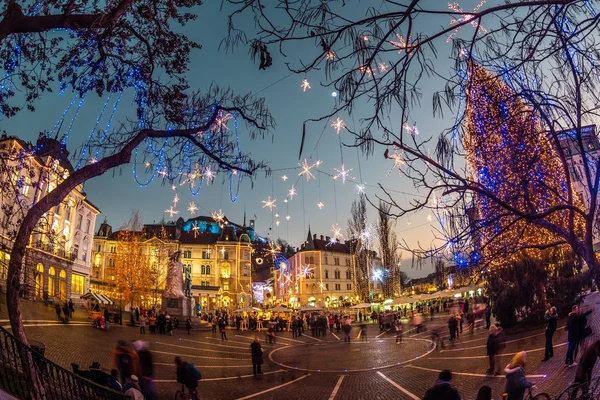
[80,292,113,305]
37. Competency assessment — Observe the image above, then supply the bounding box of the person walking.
[566,305,581,367]
[423,370,461,400]
[542,306,557,361]
[139,314,146,335]
[104,308,110,331]
[211,316,217,336]
[219,318,228,340]
[485,304,492,329]
[186,317,192,335]
[342,317,352,343]
[394,318,403,344]
[504,351,533,400]
[486,326,500,374]
[250,337,264,376]
[448,314,458,341]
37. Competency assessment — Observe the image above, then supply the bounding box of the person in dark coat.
[486,326,500,374]
[542,306,558,361]
[575,305,594,359]
[566,306,580,367]
[250,337,263,376]
[423,369,461,400]
[574,340,600,390]
[448,315,458,341]
[105,369,122,392]
[103,308,110,331]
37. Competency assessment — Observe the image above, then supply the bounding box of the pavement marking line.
[154,341,243,355]
[154,369,285,383]
[440,330,552,353]
[330,332,341,341]
[376,329,390,339]
[328,375,345,400]
[429,342,567,360]
[207,335,286,347]
[302,334,323,342]
[3,324,91,329]
[154,362,253,368]
[376,371,419,400]
[405,364,546,378]
[235,334,299,344]
[180,338,249,350]
[153,350,250,361]
[234,374,310,400]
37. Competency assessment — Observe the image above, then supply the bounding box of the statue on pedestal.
[164,250,184,298]
[184,264,192,297]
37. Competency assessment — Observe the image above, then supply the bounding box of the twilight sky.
[1,1,482,278]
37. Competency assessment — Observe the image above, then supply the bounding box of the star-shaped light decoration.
[188,202,198,216]
[191,222,199,237]
[301,79,311,92]
[262,196,277,210]
[447,0,488,43]
[276,219,280,226]
[171,184,177,191]
[145,161,151,168]
[378,62,388,72]
[326,51,335,60]
[403,122,419,135]
[299,264,314,278]
[203,167,215,182]
[172,193,179,205]
[316,202,325,209]
[298,159,321,181]
[288,186,297,200]
[331,117,346,134]
[332,164,353,184]
[89,157,98,164]
[390,33,413,54]
[164,206,179,218]
[285,215,291,220]
[211,209,225,223]
[356,183,365,193]
[387,147,406,176]
[268,241,281,256]
[331,224,343,241]
[211,111,233,132]
[158,166,169,177]
[282,175,288,181]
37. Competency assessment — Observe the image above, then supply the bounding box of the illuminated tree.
[226,1,600,283]
[1,0,274,353]
[147,225,175,306]
[464,63,585,268]
[377,200,401,298]
[348,194,369,301]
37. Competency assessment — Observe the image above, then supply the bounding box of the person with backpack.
[174,357,200,400]
[250,337,264,376]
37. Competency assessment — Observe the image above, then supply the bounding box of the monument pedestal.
[162,296,208,330]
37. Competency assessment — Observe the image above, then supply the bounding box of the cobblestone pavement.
[3,293,600,399]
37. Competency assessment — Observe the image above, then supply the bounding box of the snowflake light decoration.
[316,202,324,209]
[211,209,225,223]
[268,241,281,256]
[446,0,488,43]
[203,167,215,182]
[301,79,311,92]
[286,215,291,220]
[172,193,179,205]
[298,264,314,278]
[326,51,335,60]
[211,111,233,131]
[262,196,277,210]
[187,202,198,216]
[333,164,353,184]
[331,117,346,134]
[331,224,343,241]
[282,175,288,181]
[298,159,321,181]
[89,157,98,164]
[288,186,297,200]
[191,222,199,237]
[403,122,419,135]
[164,206,179,218]
[387,147,406,176]
[378,62,388,72]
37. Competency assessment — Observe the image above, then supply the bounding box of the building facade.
[92,215,255,312]
[0,135,99,302]
[274,230,358,308]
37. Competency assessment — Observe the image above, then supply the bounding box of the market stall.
[80,292,114,321]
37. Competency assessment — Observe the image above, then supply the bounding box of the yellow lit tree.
[114,212,147,310]
[464,63,585,268]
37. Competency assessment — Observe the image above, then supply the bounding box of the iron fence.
[0,324,126,399]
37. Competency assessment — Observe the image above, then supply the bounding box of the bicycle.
[174,384,199,400]
[524,385,550,400]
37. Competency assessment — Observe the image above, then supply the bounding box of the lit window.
[71,274,85,295]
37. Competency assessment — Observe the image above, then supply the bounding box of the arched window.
[346,269,351,279]
[304,256,309,264]
[59,270,67,301]
[48,267,55,297]
[201,265,206,274]
[325,270,329,279]
[309,256,314,264]
[35,263,44,298]
[334,269,341,279]
[206,265,211,275]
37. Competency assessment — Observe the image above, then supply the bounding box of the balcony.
[31,240,76,262]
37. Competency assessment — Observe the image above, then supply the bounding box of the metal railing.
[554,376,600,400]
[0,325,126,399]
[31,241,76,262]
